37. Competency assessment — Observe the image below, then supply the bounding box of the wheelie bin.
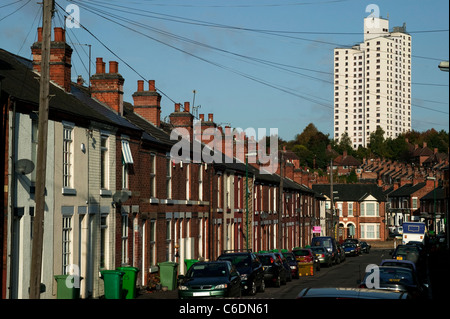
[184,259,199,272]
[54,274,83,299]
[158,262,178,290]
[101,270,125,299]
[116,266,140,299]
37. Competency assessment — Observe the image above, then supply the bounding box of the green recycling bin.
[101,270,125,299]
[54,275,83,299]
[184,259,199,272]
[158,261,178,290]
[117,267,140,299]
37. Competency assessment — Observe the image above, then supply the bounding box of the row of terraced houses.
[1,28,447,299]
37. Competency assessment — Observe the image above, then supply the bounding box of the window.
[63,124,74,188]
[31,116,38,185]
[412,197,418,209]
[348,202,353,216]
[166,220,172,261]
[166,156,172,198]
[62,216,72,274]
[150,153,156,198]
[100,213,108,268]
[361,202,379,216]
[186,163,190,200]
[198,164,203,201]
[360,224,380,239]
[149,219,156,266]
[121,214,128,265]
[121,138,133,190]
[101,134,109,189]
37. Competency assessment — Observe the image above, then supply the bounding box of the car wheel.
[249,280,257,296]
[258,279,265,293]
[275,276,281,287]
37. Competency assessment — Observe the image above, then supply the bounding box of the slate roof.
[0,49,142,134]
[312,184,386,202]
[387,182,426,197]
[421,186,445,201]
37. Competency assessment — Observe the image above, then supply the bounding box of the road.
[248,249,392,299]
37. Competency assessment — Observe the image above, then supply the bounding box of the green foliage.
[281,123,449,171]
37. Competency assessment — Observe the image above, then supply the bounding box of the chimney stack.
[169,101,194,139]
[132,79,162,126]
[90,57,125,115]
[31,27,73,92]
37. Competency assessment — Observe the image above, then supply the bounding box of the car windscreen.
[312,238,332,248]
[218,255,251,268]
[377,268,415,286]
[258,255,275,265]
[381,262,414,271]
[187,264,228,278]
[311,247,325,253]
[396,246,419,255]
[284,254,296,262]
[342,243,355,248]
[293,250,310,257]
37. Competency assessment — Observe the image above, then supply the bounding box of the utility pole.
[29,0,53,299]
[277,149,284,249]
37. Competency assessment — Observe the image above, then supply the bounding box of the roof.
[387,182,426,197]
[312,184,386,202]
[0,48,141,134]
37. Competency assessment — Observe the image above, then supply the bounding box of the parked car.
[310,246,333,267]
[391,245,421,264]
[296,287,411,299]
[342,242,358,257]
[359,266,428,299]
[380,259,417,274]
[336,244,346,262]
[292,248,320,272]
[343,238,361,255]
[256,253,287,287]
[273,252,293,281]
[360,241,371,253]
[282,251,300,279]
[311,236,339,264]
[217,250,265,295]
[178,261,241,299]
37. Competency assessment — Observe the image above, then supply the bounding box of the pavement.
[136,287,178,299]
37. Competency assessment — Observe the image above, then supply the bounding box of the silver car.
[310,246,333,267]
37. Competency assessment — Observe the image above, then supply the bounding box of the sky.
[1,0,448,142]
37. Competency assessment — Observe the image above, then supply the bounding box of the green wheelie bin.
[184,259,199,272]
[158,261,178,290]
[101,270,125,299]
[54,275,83,299]
[117,266,140,299]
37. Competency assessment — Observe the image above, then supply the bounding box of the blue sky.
[1,0,448,142]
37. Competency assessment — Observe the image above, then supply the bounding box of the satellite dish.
[15,159,35,175]
[112,191,130,205]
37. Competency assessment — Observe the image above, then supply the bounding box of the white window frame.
[62,216,72,274]
[63,122,74,189]
[100,133,109,190]
[348,202,354,216]
[122,214,129,265]
[360,223,380,239]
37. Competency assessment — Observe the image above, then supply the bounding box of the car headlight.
[215,283,228,289]
[179,285,189,291]
[290,266,296,269]
[240,274,248,281]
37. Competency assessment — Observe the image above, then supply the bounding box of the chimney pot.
[109,61,118,73]
[137,80,144,92]
[54,27,65,42]
[175,103,181,112]
[199,114,204,121]
[37,27,43,42]
[96,58,104,74]
[149,80,155,91]
[208,113,213,122]
[184,102,190,113]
